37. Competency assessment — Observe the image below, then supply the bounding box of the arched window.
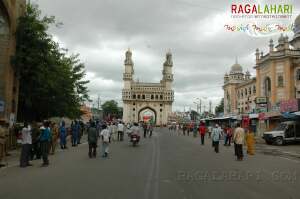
[278,75,284,87]
[264,77,271,97]
[297,69,300,81]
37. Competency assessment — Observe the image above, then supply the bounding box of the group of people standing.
[20,121,53,167]
[19,119,86,168]
[209,123,255,161]
[172,121,255,161]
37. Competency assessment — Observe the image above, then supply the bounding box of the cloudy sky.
[34,0,300,112]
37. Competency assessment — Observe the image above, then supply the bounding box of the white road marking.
[278,157,300,163]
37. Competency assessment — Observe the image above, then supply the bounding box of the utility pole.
[97,94,101,110]
[199,99,202,114]
[209,100,212,114]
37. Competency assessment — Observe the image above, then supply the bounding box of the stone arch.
[0,2,10,34]
[0,1,12,27]
[138,106,157,124]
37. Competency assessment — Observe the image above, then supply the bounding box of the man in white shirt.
[20,122,32,167]
[233,123,245,161]
[100,124,110,158]
[117,122,124,141]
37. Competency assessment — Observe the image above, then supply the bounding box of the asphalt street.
[0,128,299,199]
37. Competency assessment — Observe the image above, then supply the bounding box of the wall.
[0,0,25,124]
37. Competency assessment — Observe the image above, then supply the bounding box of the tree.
[13,3,90,121]
[215,98,224,115]
[101,100,122,119]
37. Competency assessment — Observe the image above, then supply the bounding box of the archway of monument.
[138,107,157,124]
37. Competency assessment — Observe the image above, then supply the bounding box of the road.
[0,128,299,199]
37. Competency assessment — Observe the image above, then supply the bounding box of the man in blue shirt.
[40,121,51,166]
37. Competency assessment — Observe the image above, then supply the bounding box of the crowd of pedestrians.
[169,121,255,161]
[2,117,257,169]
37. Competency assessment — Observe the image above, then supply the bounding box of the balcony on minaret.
[164,74,173,81]
[123,73,132,80]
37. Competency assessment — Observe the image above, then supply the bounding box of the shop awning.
[281,112,298,119]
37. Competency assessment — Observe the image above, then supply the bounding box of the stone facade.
[224,14,300,117]
[122,49,174,125]
[223,61,256,115]
[0,0,26,124]
[255,14,300,109]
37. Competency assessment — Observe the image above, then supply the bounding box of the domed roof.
[230,63,243,73]
[294,14,300,35]
[295,14,300,27]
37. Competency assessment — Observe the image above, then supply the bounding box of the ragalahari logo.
[231,3,293,19]
[225,3,295,37]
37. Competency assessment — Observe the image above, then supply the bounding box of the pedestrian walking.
[59,121,67,149]
[211,124,222,153]
[149,123,154,138]
[192,124,198,138]
[246,129,255,155]
[117,121,124,141]
[199,122,206,144]
[78,121,84,144]
[71,120,80,146]
[30,122,41,160]
[100,124,110,158]
[187,123,192,136]
[40,121,52,167]
[225,126,233,146]
[20,122,33,168]
[49,123,59,155]
[142,122,148,138]
[182,123,186,136]
[88,122,98,158]
[208,126,212,138]
[111,122,118,142]
[233,123,245,161]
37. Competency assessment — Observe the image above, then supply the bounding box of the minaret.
[245,70,251,80]
[162,50,173,89]
[123,49,134,89]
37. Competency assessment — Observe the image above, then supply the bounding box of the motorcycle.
[130,134,140,146]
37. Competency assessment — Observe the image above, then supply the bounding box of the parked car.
[263,121,300,145]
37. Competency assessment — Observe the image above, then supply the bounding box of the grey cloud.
[34,0,300,111]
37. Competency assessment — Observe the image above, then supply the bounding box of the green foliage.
[215,98,224,114]
[101,100,122,119]
[13,3,90,121]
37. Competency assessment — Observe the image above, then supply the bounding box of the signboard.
[255,97,267,104]
[0,100,4,112]
[280,99,300,113]
[256,104,267,113]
